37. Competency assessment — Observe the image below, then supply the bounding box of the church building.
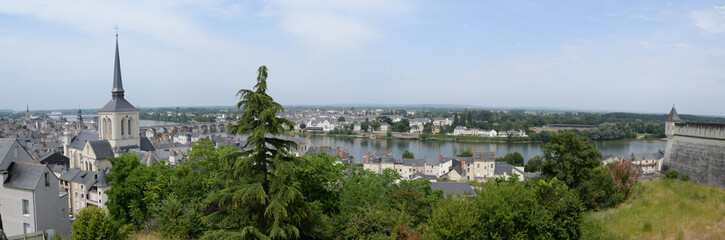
[63,34,155,172]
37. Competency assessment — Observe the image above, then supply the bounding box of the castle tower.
[76,107,84,129]
[98,33,140,149]
[665,105,681,138]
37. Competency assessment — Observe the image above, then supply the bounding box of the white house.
[453,126,468,136]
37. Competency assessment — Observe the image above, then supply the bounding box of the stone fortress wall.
[664,109,725,189]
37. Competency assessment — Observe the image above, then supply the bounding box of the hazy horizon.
[2,1,724,115]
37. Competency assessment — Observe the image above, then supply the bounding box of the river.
[58,115,667,163]
[302,135,666,163]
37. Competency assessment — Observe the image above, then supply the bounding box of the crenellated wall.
[664,122,725,188]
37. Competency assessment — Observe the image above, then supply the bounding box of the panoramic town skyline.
[2,1,725,115]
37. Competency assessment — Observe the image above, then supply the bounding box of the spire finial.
[114,25,119,39]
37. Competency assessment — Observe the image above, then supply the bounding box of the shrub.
[71,207,125,240]
[681,174,690,181]
[608,158,641,195]
[665,170,679,179]
[425,178,584,239]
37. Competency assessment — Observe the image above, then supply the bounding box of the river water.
[302,135,666,163]
[60,115,667,163]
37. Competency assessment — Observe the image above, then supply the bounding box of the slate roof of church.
[99,98,137,112]
[68,131,99,149]
[89,140,114,159]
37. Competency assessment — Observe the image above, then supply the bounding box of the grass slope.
[582,179,725,239]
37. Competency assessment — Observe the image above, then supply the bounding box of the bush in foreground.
[72,207,126,240]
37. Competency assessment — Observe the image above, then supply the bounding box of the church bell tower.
[98,32,140,149]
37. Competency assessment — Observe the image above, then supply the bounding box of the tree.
[525,156,542,172]
[402,150,415,159]
[503,152,524,166]
[393,118,411,132]
[203,65,306,239]
[540,132,602,190]
[338,116,346,122]
[300,123,306,129]
[361,119,370,132]
[72,207,124,240]
[106,154,173,230]
[422,122,433,134]
[425,178,583,239]
[371,121,381,131]
[456,151,473,157]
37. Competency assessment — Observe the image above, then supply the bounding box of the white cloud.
[689,5,725,34]
[674,43,692,48]
[259,0,411,55]
[638,41,654,49]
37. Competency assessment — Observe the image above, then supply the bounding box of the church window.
[128,118,132,135]
[121,119,125,136]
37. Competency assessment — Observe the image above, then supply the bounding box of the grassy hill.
[582,179,725,239]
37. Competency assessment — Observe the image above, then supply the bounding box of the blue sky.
[1,1,725,115]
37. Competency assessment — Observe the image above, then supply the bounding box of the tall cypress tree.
[203,66,306,239]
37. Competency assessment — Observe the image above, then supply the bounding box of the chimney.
[473,147,476,154]
[328,146,332,151]
[344,149,348,154]
[365,152,370,163]
[336,147,340,152]
[375,148,378,153]
[462,159,465,168]
[480,152,484,159]
[339,152,344,158]
[439,154,442,160]
[387,149,391,154]
[425,155,427,159]
[493,150,495,158]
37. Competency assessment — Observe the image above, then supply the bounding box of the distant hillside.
[582,179,725,239]
[0,109,14,113]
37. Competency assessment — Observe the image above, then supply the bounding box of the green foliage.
[202,65,307,239]
[71,207,126,240]
[337,116,345,122]
[666,170,679,179]
[106,154,175,229]
[525,156,542,172]
[327,168,441,239]
[577,168,626,210]
[392,118,411,132]
[370,121,381,131]
[425,178,583,239]
[402,150,415,159]
[294,153,346,215]
[300,123,306,129]
[541,132,602,190]
[681,174,690,181]
[502,152,525,166]
[456,151,473,157]
[361,118,370,132]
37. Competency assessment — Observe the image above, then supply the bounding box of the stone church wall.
[664,122,725,188]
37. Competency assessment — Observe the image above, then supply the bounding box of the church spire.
[112,28,125,100]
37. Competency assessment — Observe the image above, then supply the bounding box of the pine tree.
[203,66,306,239]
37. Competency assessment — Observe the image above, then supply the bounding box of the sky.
[1,1,725,116]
